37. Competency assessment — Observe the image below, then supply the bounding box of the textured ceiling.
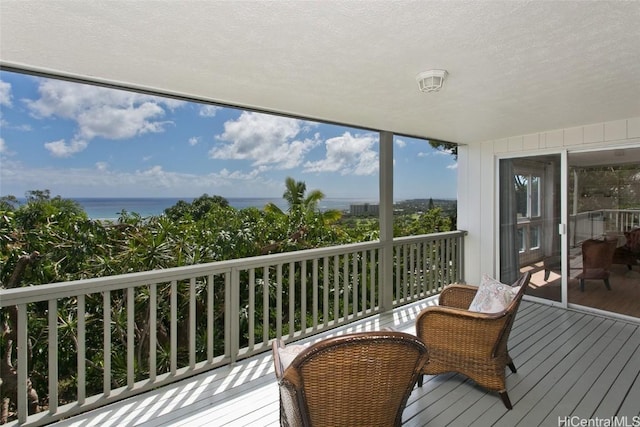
[1,1,639,145]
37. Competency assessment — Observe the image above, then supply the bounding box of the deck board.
[54,299,640,427]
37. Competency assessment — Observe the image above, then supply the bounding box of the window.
[515,174,541,220]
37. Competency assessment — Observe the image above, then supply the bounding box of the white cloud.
[303,132,378,176]
[447,163,458,169]
[24,79,185,156]
[0,137,6,154]
[209,112,320,169]
[44,138,89,158]
[0,153,280,197]
[417,152,430,157]
[434,148,454,156]
[218,167,262,180]
[199,105,220,117]
[395,138,407,148]
[0,80,12,107]
[188,136,200,146]
[76,102,168,140]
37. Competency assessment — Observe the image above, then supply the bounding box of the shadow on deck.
[54,298,640,427]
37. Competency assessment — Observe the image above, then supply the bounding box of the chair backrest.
[493,272,531,357]
[581,239,618,270]
[623,228,640,252]
[274,331,428,427]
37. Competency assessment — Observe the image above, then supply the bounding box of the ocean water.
[70,197,375,220]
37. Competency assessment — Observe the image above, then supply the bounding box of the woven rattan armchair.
[612,228,640,270]
[272,331,428,427]
[576,238,618,291]
[414,272,531,410]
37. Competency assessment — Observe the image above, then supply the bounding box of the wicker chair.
[414,272,531,410]
[272,331,428,427]
[576,238,618,291]
[612,228,640,270]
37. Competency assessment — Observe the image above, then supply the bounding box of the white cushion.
[468,274,521,313]
[278,343,310,369]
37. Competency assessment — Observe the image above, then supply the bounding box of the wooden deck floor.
[54,298,640,427]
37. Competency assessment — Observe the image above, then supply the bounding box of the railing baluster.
[263,266,269,345]
[207,275,213,363]
[352,251,358,316]
[430,239,436,292]
[371,249,377,309]
[301,260,307,331]
[343,254,349,319]
[249,268,255,348]
[48,299,58,413]
[77,294,86,404]
[323,256,329,327]
[170,280,177,375]
[189,277,196,369]
[450,237,455,283]
[127,287,134,388]
[401,244,407,301]
[288,262,295,337]
[17,304,28,423]
[103,291,111,397]
[394,246,400,301]
[409,244,415,300]
[150,283,157,380]
[333,255,340,320]
[420,241,425,296]
[227,269,236,363]
[361,250,367,313]
[416,243,422,297]
[312,258,318,330]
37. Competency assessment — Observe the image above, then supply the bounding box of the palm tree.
[263,177,343,252]
[265,177,319,213]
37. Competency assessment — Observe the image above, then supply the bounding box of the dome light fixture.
[416,69,448,93]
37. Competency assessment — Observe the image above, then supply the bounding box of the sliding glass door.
[499,154,562,302]
[566,148,640,317]
[500,147,640,318]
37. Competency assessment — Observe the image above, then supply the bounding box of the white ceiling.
[1,1,640,145]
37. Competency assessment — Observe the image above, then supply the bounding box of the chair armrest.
[272,339,286,379]
[415,306,507,358]
[438,283,478,309]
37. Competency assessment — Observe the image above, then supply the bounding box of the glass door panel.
[499,155,562,302]
[567,148,640,317]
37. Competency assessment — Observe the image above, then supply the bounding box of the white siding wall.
[458,117,640,284]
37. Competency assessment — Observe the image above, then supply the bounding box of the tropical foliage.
[0,180,454,420]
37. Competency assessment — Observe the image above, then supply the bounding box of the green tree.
[393,207,452,237]
[164,194,229,221]
[263,177,343,252]
[428,139,458,159]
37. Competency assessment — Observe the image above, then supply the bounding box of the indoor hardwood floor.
[525,262,640,318]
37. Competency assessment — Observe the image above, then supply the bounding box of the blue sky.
[0,70,457,201]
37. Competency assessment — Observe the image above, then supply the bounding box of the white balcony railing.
[0,231,465,426]
[571,209,640,246]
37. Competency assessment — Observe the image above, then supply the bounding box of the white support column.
[379,131,394,311]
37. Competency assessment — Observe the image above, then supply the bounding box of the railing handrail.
[0,239,388,307]
[0,233,470,307]
[389,230,467,244]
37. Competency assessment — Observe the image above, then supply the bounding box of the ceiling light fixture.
[416,70,448,93]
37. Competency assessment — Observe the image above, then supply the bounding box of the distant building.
[350,203,379,216]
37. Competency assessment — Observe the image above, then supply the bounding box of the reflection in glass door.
[566,148,640,318]
[499,155,562,302]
